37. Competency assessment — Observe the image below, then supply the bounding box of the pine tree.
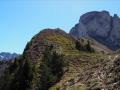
[9,59,33,90]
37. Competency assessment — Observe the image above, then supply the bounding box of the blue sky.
[0,0,120,53]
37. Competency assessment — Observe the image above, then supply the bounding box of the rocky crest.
[70,11,120,50]
[23,28,75,62]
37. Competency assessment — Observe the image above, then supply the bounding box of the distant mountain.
[70,10,120,51]
[0,52,19,61]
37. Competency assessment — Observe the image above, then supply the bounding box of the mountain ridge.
[0,52,19,61]
[0,11,120,90]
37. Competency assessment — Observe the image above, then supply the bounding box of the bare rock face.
[70,11,120,50]
[108,14,120,49]
[70,21,87,38]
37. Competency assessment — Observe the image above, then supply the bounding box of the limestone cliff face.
[70,21,87,38]
[70,11,120,50]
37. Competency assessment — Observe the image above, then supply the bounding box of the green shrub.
[75,40,95,53]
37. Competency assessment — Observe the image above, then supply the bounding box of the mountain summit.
[70,10,120,50]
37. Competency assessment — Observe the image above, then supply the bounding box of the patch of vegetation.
[0,55,35,90]
[46,34,75,51]
[75,40,95,53]
[0,58,21,90]
[39,45,65,90]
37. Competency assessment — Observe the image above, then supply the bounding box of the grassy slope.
[25,29,82,89]
[30,29,116,90]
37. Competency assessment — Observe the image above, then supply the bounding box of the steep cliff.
[70,11,120,50]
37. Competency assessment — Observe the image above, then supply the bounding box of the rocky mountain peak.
[70,10,120,50]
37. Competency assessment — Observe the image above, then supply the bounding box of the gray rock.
[70,10,120,50]
[70,21,87,38]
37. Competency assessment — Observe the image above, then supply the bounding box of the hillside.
[0,28,120,90]
[0,28,80,90]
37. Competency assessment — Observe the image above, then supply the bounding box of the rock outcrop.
[70,10,120,50]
